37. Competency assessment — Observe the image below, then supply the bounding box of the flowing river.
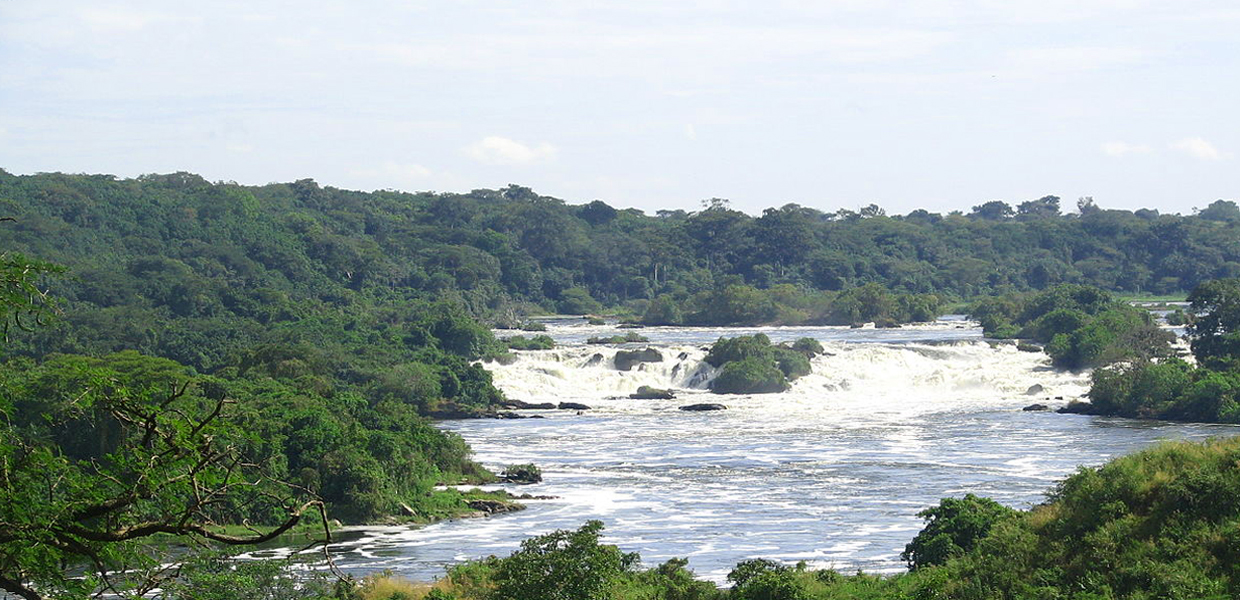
[264,318,1236,583]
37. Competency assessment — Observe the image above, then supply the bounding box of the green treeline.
[970,283,1174,369]
[4,172,1240,329]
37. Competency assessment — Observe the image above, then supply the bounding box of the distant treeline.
[4,172,1238,327]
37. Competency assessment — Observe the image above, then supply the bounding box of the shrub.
[710,357,788,394]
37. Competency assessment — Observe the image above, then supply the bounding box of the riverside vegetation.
[5,170,1240,597]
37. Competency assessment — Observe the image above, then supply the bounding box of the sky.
[1,1,1237,216]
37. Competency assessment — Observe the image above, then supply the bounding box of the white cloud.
[685,124,698,140]
[1101,141,1152,156]
[465,136,557,165]
[1170,137,1224,161]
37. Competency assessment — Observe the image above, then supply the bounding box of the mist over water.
[268,319,1238,583]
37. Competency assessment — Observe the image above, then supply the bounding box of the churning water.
[265,318,1237,583]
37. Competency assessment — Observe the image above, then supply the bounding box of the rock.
[586,353,605,366]
[617,323,645,329]
[614,347,663,371]
[1057,400,1097,415]
[500,399,556,410]
[678,352,690,360]
[495,411,526,419]
[1022,403,1049,411]
[873,318,901,329]
[501,464,543,484]
[466,499,522,515]
[849,323,864,329]
[558,402,591,410]
[1025,384,1045,395]
[399,502,417,516]
[630,386,675,400]
[679,403,727,411]
[1016,343,1042,353]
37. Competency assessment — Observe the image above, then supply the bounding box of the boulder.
[1025,384,1045,395]
[1057,400,1098,415]
[586,353,605,366]
[614,347,663,371]
[1016,343,1042,353]
[558,402,591,410]
[500,399,556,410]
[630,386,675,400]
[466,499,523,515]
[1022,403,1049,411]
[679,403,727,411]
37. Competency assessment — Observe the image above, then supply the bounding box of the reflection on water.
[258,319,1237,583]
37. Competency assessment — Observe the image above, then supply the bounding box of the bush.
[705,334,775,368]
[488,520,635,600]
[901,494,1016,570]
[502,335,555,350]
[710,357,788,394]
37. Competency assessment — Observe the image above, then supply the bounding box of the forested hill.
[4,171,1238,324]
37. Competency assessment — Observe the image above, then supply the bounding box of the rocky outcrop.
[466,499,524,515]
[679,403,727,411]
[630,386,675,400]
[1022,403,1049,411]
[1057,400,1098,415]
[500,399,557,410]
[1025,384,1045,395]
[614,348,663,371]
[558,402,591,410]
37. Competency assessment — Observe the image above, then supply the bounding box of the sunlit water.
[256,318,1236,583]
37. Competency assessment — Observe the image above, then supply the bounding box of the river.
[260,318,1235,583]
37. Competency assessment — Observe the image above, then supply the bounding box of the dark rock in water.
[490,353,519,365]
[678,352,690,360]
[1025,384,1045,395]
[617,323,645,329]
[586,353,605,366]
[614,347,663,371]
[558,402,591,410]
[500,399,556,410]
[679,403,727,411]
[1016,343,1042,353]
[849,323,864,329]
[873,318,901,329]
[1022,403,1049,411]
[1057,400,1098,415]
[500,464,542,484]
[466,499,523,515]
[630,386,675,400]
[495,411,526,419]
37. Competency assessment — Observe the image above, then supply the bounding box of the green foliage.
[1187,278,1240,369]
[705,335,812,393]
[502,335,556,350]
[487,520,635,600]
[0,251,64,338]
[587,332,650,344]
[164,554,349,600]
[710,357,789,394]
[705,334,775,368]
[901,494,1017,570]
[501,463,542,484]
[0,351,330,599]
[728,560,808,600]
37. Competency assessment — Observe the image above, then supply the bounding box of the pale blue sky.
[1,1,1236,215]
